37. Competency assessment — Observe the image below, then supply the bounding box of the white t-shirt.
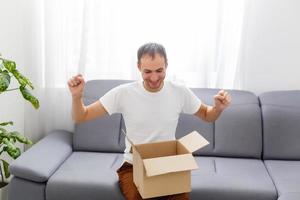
[99,80,201,163]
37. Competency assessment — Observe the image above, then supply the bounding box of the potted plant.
[0,55,39,188]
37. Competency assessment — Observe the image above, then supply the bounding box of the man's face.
[138,54,166,92]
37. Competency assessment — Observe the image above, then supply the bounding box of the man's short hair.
[137,43,168,66]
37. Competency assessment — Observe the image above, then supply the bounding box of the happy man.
[68,43,231,200]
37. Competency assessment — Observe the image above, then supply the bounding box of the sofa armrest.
[9,130,73,182]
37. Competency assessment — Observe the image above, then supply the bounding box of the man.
[68,43,231,200]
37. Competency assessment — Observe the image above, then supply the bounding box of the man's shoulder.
[118,81,139,89]
[110,81,139,93]
[165,80,189,91]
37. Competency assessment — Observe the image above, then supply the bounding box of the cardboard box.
[131,131,209,199]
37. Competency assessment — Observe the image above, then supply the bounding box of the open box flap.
[143,154,198,177]
[178,131,209,153]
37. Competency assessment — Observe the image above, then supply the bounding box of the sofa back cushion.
[176,89,263,159]
[74,80,263,159]
[260,91,300,160]
[73,80,131,152]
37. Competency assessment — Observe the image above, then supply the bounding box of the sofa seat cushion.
[191,157,277,200]
[46,152,125,200]
[278,193,300,200]
[8,177,46,200]
[265,160,300,195]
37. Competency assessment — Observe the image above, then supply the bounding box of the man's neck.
[143,81,164,93]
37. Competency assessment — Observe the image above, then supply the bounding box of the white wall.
[0,0,27,199]
[239,0,300,94]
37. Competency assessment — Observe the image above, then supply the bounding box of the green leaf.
[19,86,40,109]
[2,138,21,159]
[0,71,11,92]
[10,131,32,145]
[2,59,16,71]
[0,121,13,126]
[13,70,34,89]
[2,59,34,89]
[12,70,34,89]
[0,127,8,134]
[0,159,10,179]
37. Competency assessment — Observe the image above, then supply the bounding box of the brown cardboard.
[143,154,198,177]
[131,131,209,199]
[178,131,210,152]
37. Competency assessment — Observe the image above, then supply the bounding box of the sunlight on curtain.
[44,0,245,88]
[25,0,246,141]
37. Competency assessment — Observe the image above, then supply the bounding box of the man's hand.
[213,90,231,112]
[194,89,231,122]
[68,74,108,123]
[68,74,85,99]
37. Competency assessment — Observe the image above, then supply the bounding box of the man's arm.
[194,104,222,122]
[72,98,108,123]
[194,90,231,122]
[68,74,108,123]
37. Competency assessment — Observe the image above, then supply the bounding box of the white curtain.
[24,0,246,142]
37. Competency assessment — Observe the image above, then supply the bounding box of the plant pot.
[0,181,8,188]
[0,182,9,200]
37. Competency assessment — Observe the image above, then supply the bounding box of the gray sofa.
[8,80,300,200]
